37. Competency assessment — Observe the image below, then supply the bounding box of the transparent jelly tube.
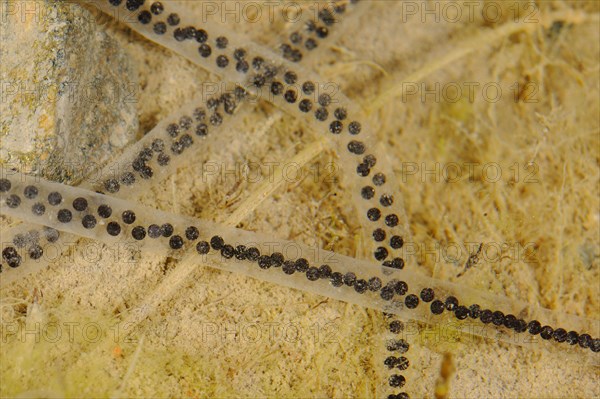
[90,0,414,268]
[82,98,252,197]
[0,220,81,286]
[1,175,598,362]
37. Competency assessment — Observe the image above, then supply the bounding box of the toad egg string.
[90,0,414,269]
[1,175,598,361]
[1,3,596,396]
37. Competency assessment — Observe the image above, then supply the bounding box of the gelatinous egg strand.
[1,175,598,358]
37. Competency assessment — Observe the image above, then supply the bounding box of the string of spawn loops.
[2,0,413,347]
[2,176,599,359]
[1,2,597,397]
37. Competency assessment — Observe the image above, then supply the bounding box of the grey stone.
[0,0,138,183]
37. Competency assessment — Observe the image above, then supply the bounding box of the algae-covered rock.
[0,0,137,183]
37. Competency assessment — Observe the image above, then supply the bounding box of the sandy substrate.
[1,1,599,398]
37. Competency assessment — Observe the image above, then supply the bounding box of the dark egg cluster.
[383,318,410,398]
[123,0,360,63]
[279,1,360,62]
[98,87,245,196]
